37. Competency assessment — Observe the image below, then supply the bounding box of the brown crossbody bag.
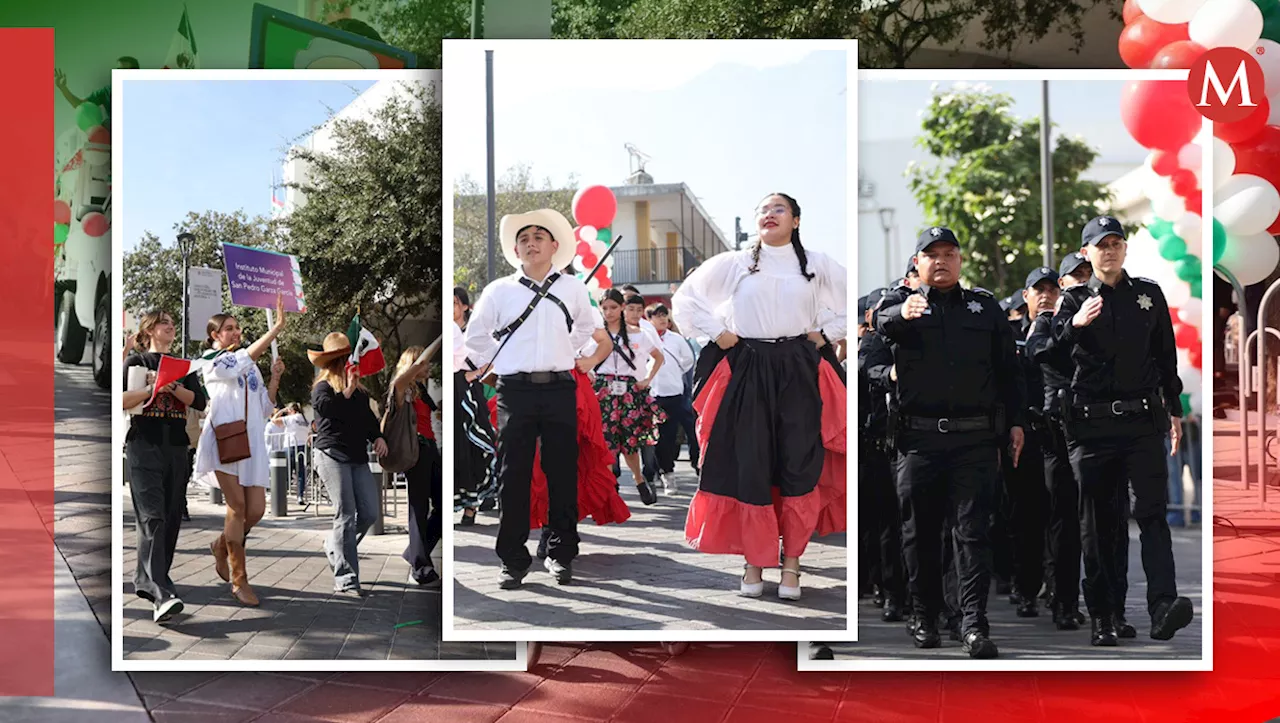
[214,374,252,464]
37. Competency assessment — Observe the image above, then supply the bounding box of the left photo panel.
[109,70,522,670]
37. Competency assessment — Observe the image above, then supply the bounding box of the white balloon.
[1213,136,1236,190]
[1165,279,1192,307]
[1142,170,1174,205]
[1178,366,1202,398]
[1174,213,1204,257]
[577,225,597,243]
[1270,90,1280,126]
[1138,0,1207,24]
[1178,298,1203,327]
[1189,0,1263,51]
[1215,173,1280,236]
[589,239,607,256]
[1153,191,1187,220]
[1258,40,1280,97]
[1188,387,1203,416]
[1177,143,1202,172]
[1219,229,1280,286]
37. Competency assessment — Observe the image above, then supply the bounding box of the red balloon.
[576,240,590,256]
[1185,194,1202,216]
[1123,0,1143,24]
[1189,345,1203,370]
[1149,40,1206,70]
[81,211,108,238]
[1214,96,1271,144]
[1151,150,1181,177]
[53,199,70,225]
[1121,79,1201,151]
[1170,169,1198,197]
[1168,307,1179,325]
[86,125,110,145]
[1175,323,1199,349]
[572,185,617,229]
[581,252,598,268]
[1233,124,1280,191]
[1118,17,1189,70]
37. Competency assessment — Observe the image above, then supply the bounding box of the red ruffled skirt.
[684,339,846,568]
[490,371,631,529]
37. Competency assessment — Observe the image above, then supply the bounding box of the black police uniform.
[873,227,1024,658]
[857,290,905,620]
[1050,216,1194,645]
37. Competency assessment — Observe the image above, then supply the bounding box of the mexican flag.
[143,354,213,408]
[345,315,385,377]
[162,6,199,69]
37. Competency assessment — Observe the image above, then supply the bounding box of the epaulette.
[970,287,995,298]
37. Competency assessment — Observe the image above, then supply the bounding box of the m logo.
[1189,47,1266,123]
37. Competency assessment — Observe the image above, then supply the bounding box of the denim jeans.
[1165,419,1202,526]
[292,446,308,502]
[315,450,379,590]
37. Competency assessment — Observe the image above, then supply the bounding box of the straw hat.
[498,209,577,271]
[307,332,352,366]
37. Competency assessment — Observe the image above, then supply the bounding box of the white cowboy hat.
[499,209,578,271]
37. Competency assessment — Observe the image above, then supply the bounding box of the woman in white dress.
[194,295,288,606]
[673,193,847,601]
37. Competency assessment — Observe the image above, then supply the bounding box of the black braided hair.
[600,288,634,365]
[453,286,472,325]
[750,192,815,282]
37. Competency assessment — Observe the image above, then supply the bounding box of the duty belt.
[904,414,991,434]
[1074,397,1151,419]
[499,371,573,384]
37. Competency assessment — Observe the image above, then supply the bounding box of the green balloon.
[596,227,611,242]
[1180,393,1192,413]
[1147,218,1173,239]
[54,223,69,245]
[75,101,103,132]
[1175,255,1201,283]
[1212,218,1227,264]
[1265,5,1280,43]
[1190,278,1203,299]
[1157,233,1187,262]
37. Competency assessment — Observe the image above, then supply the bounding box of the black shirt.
[1026,310,1075,418]
[123,351,207,447]
[1012,316,1047,424]
[1051,271,1183,417]
[311,380,382,463]
[874,283,1025,430]
[857,330,894,437]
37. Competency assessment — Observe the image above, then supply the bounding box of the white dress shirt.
[464,269,601,376]
[452,320,467,373]
[672,243,847,342]
[582,326,661,379]
[651,329,694,397]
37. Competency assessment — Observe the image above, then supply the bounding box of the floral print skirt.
[593,374,666,456]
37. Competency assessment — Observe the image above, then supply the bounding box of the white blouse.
[452,320,467,373]
[583,325,661,379]
[672,243,847,342]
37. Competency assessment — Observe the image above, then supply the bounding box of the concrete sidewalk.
[452,462,848,633]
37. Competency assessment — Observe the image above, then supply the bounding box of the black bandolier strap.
[595,331,637,373]
[493,273,573,341]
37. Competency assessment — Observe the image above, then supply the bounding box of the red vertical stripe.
[0,28,55,696]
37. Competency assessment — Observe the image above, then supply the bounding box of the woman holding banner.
[194,295,288,607]
[121,309,207,623]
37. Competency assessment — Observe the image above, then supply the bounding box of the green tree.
[323,0,471,66]
[553,0,1113,69]
[453,164,577,296]
[906,86,1119,299]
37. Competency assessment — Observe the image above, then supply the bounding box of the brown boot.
[225,539,259,606]
[210,534,230,582]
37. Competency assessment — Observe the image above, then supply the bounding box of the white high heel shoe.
[740,564,764,597]
[778,567,802,601]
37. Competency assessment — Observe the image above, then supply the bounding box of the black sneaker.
[536,528,550,560]
[1150,597,1194,641]
[410,568,441,587]
[544,556,572,585]
[962,631,999,659]
[636,481,657,505]
[1091,616,1119,647]
[498,566,528,590]
[1115,614,1138,639]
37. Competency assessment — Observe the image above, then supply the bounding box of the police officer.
[1026,252,1091,631]
[857,288,905,622]
[874,226,1025,659]
[1051,216,1194,646]
[904,261,921,290]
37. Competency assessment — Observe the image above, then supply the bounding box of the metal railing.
[610,246,703,286]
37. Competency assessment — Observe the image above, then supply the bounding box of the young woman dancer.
[672,193,847,600]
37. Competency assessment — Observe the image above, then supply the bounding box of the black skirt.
[453,369,498,510]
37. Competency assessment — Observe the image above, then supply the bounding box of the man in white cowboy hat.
[464,208,613,588]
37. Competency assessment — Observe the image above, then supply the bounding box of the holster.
[1057,389,1076,443]
[886,396,900,451]
[1151,391,1170,434]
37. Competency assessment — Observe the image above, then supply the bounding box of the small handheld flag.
[144,355,213,408]
[345,315,385,377]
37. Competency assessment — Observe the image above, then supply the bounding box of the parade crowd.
[122,294,446,624]
[453,194,848,610]
[853,217,1198,660]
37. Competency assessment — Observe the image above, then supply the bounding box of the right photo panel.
[811,71,1211,669]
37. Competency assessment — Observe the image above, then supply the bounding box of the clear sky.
[447,43,850,263]
[859,78,1145,166]
[120,79,375,251]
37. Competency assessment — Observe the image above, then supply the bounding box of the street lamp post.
[177,232,194,358]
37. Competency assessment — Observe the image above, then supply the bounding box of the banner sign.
[221,242,306,312]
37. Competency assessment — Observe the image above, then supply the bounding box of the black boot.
[809,642,834,660]
[912,618,942,649]
[1053,603,1080,631]
[636,480,657,505]
[962,630,999,659]
[1149,597,1194,641]
[1114,614,1138,639]
[1015,596,1039,618]
[881,598,904,623]
[1090,616,1119,647]
[872,585,885,608]
[945,615,962,642]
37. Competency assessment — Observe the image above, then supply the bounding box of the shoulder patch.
[970,287,995,299]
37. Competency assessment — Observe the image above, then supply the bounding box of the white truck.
[54,127,112,389]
